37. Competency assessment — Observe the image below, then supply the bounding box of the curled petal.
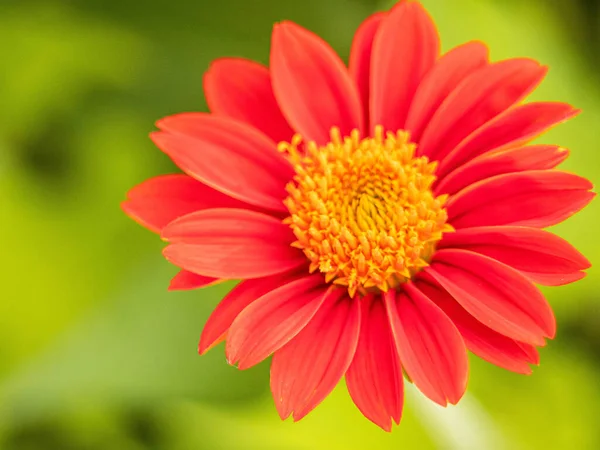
[346,295,403,431]
[204,58,295,143]
[271,289,360,421]
[370,1,440,133]
[270,21,363,144]
[153,113,293,211]
[386,286,468,406]
[162,208,305,279]
[447,170,595,229]
[426,249,556,345]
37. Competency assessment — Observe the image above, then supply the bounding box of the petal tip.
[149,130,167,147]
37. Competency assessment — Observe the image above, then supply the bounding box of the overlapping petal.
[437,102,579,176]
[406,41,489,142]
[226,275,328,369]
[370,1,439,133]
[386,286,468,406]
[169,270,220,291]
[271,288,360,421]
[152,113,293,212]
[416,280,539,374]
[270,21,363,144]
[122,174,248,233]
[426,249,555,345]
[162,208,306,279]
[439,226,590,286]
[349,12,385,130]
[418,58,547,162]
[447,170,595,229]
[204,58,295,143]
[346,295,403,431]
[199,273,300,354]
[435,145,569,195]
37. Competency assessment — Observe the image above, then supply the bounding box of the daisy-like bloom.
[122,0,594,431]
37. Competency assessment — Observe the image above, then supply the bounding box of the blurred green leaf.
[0,265,268,424]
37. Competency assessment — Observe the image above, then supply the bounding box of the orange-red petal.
[226,275,328,370]
[426,249,555,346]
[438,102,579,176]
[418,58,547,162]
[162,208,305,279]
[271,289,360,421]
[270,21,363,144]
[122,174,248,233]
[370,1,439,133]
[349,11,385,131]
[169,270,220,291]
[438,226,590,286]
[406,41,489,143]
[447,170,595,229]
[346,295,403,431]
[199,273,299,355]
[152,113,293,212]
[386,286,468,406]
[435,145,569,196]
[203,58,295,143]
[416,280,538,374]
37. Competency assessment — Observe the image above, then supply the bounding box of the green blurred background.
[1,0,598,448]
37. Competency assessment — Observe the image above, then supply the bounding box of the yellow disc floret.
[280,126,453,298]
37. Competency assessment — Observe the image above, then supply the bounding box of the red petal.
[122,174,248,233]
[346,295,403,431]
[447,170,595,229]
[152,113,293,212]
[416,281,539,374]
[418,59,547,162]
[386,285,468,406]
[349,12,385,132]
[199,273,299,355]
[435,145,569,196]
[426,249,556,345]
[270,21,363,144]
[169,270,220,291]
[271,289,360,421]
[370,1,439,133]
[203,58,295,143]
[406,41,489,143]
[162,208,305,279]
[438,102,579,177]
[439,226,590,286]
[226,275,328,370]
[525,271,585,286]
[518,341,541,365]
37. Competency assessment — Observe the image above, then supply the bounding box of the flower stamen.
[280,126,453,298]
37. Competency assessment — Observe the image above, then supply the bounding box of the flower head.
[122,0,594,431]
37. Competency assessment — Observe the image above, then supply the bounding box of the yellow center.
[280,126,453,298]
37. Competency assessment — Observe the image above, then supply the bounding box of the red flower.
[122,0,594,431]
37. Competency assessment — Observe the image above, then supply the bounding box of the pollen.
[279,126,453,298]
